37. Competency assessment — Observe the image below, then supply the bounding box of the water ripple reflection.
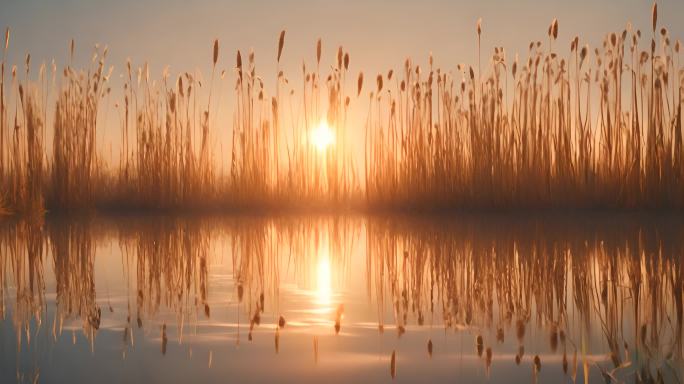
[0,214,682,383]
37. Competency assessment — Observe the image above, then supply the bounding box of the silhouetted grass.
[0,3,682,215]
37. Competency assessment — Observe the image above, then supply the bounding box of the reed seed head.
[316,38,322,65]
[213,39,219,66]
[277,30,285,62]
[580,45,588,67]
[337,46,343,69]
[357,72,363,96]
[390,350,396,379]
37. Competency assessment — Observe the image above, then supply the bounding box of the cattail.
[4,28,8,51]
[337,46,343,69]
[477,17,482,37]
[343,52,349,70]
[485,347,492,368]
[236,50,243,81]
[357,72,363,96]
[316,38,322,65]
[376,74,383,92]
[580,45,588,67]
[533,355,541,372]
[551,18,558,40]
[516,319,526,341]
[213,39,219,66]
[652,1,657,33]
[178,76,185,97]
[275,327,280,353]
[427,339,433,357]
[512,60,518,78]
[277,30,285,62]
[161,323,168,355]
[70,39,74,60]
[278,315,286,328]
[390,350,396,379]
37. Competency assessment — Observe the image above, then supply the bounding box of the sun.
[310,120,334,151]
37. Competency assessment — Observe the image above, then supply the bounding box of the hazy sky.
[3,0,682,72]
[1,0,683,161]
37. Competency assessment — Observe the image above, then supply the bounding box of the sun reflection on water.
[315,245,332,309]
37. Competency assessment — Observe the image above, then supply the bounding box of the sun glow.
[316,251,332,306]
[310,120,335,151]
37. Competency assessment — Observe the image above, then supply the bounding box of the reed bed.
[0,4,683,215]
[367,5,684,210]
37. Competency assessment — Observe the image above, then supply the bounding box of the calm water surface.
[0,214,683,383]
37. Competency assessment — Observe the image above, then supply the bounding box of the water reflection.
[0,215,682,383]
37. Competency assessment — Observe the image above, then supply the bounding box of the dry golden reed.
[0,1,682,215]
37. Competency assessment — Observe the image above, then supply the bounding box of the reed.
[0,2,682,214]
[365,3,684,210]
[51,43,109,211]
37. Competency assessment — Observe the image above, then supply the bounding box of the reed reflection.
[0,215,681,383]
[367,216,684,382]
